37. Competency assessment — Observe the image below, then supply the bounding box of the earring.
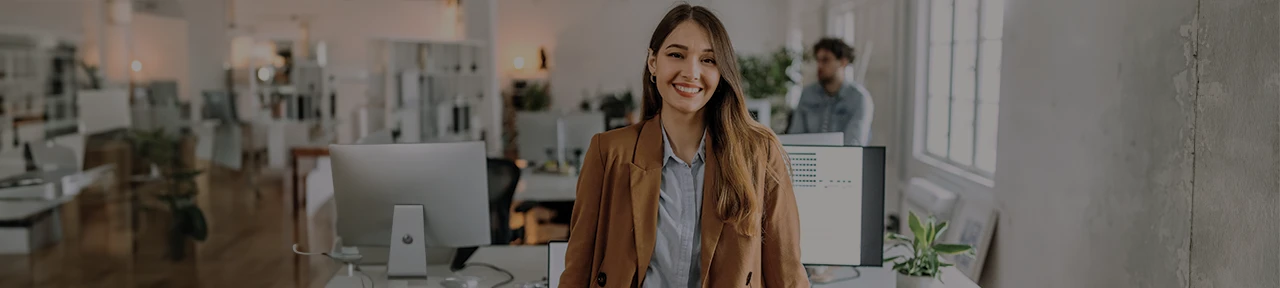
[651,75,657,83]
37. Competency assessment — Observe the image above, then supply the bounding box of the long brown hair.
[641,4,786,235]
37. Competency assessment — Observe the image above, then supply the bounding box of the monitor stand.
[387,204,429,279]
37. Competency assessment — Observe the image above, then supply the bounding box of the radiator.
[900,177,958,225]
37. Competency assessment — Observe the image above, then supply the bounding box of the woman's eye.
[667,53,684,59]
[702,58,716,64]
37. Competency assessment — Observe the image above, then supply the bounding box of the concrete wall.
[1188,0,1280,286]
[984,0,1279,287]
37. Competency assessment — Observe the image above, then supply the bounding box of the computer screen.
[784,145,885,266]
[548,241,567,288]
[777,132,844,146]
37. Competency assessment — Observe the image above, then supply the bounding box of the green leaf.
[885,233,913,244]
[933,221,949,243]
[182,206,209,241]
[933,244,974,255]
[883,256,903,263]
[908,212,925,242]
[885,243,913,254]
[925,217,937,245]
[171,170,204,180]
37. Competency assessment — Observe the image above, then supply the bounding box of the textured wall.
[1189,0,1280,286]
[986,0,1280,286]
[987,0,1197,286]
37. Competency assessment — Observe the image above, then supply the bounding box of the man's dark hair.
[813,38,855,62]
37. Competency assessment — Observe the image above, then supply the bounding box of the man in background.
[787,37,873,146]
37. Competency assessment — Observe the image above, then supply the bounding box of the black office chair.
[451,158,522,271]
[485,158,522,244]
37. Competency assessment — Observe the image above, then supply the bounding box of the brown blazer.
[559,118,809,288]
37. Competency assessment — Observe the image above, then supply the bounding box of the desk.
[327,245,980,288]
[327,246,548,288]
[514,171,577,202]
[0,197,71,254]
[805,266,976,288]
[803,246,979,288]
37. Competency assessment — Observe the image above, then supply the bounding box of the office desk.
[327,246,548,288]
[0,197,71,254]
[805,266,976,288]
[514,171,577,202]
[324,245,978,288]
[804,246,979,288]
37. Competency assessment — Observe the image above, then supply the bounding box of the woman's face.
[648,20,721,117]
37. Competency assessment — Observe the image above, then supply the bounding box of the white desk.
[327,245,980,288]
[0,200,65,221]
[803,246,978,288]
[514,171,577,202]
[327,246,548,288]
[806,266,976,288]
[0,197,71,254]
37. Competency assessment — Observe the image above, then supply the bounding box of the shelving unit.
[0,32,79,147]
[373,38,489,144]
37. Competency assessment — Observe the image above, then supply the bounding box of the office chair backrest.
[29,142,78,172]
[485,158,522,244]
[452,158,523,271]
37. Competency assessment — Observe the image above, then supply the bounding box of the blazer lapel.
[630,118,664,282]
[698,140,724,287]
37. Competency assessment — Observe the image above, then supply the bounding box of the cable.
[459,262,515,288]
[806,266,861,285]
[292,243,328,256]
[355,269,375,288]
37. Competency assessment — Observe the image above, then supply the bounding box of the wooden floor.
[1,159,298,288]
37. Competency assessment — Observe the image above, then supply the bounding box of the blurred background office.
[0,0,1276,287]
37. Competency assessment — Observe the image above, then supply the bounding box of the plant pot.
[896,274,935,288]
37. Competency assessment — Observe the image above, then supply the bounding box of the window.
[827,2,858,84]
[921,0,1004,176]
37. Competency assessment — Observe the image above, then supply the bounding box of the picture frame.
[943,196,998,281]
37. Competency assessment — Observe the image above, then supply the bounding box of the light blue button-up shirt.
[643,125,706,288]
[787,82,874,146]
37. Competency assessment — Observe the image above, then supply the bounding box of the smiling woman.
[558,4,808,288]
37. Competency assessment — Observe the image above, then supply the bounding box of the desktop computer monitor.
[329,142,492,250]
[515,112,562,164]
[548,240,568,288]
[778,132,844,146]
[784,145,885,266]
[561,112,605,166]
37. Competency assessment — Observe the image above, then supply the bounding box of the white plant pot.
[896,274,935,288]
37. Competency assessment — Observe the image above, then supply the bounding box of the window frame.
[826,1,860,84]
[911,0,1002,186]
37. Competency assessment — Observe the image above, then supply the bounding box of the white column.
[464,0,500,156]
[784,0,806,108]
[101,0,133,86]
[184,0,230,121]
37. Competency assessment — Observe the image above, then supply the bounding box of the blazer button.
[596,272,607,286]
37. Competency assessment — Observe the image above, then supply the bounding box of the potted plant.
[883,212,975,288]
[737,47,798,132]
[599,90,637,129]
[516,81,552,111]
[129,129,208,261]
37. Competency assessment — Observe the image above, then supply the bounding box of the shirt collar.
[660,123,706,167]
